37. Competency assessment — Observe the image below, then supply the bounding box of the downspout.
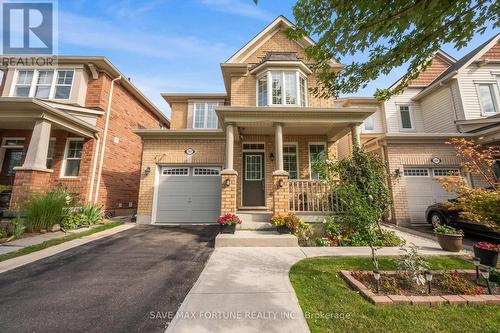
[94,75,122,204]
[87,132,100,203]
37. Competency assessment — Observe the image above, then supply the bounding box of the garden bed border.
[340,270,500,306]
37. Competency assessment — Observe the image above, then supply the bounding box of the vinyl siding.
[361,106,385,133]
[420,85,458,133]
[456,63,500,120]
[383,88,424,133]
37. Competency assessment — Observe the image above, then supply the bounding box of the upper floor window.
[364,115,375,131]
[257,71,307,107]
[193,102,218,129]
[12,69,74,100]
[477,84,498,115]
[398,105,414,130]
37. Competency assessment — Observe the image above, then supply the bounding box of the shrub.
[434,224,463,236]
[294,219,313,243]
[61,212,90,230]
[24,190,69,232]
[270,212,302,230]
[217,213,242,225]
[439,270,485,295]
[397,244,430,286]
[315,237,336,247]
[270,213,287,227]
[10,215,25,238]
[0,184,11,193]
[81,203,103,224]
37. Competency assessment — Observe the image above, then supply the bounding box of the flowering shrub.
[217,213,242,226]
[474,241,500,252]
[315,236,337,247]
[439,270,485,295]
[270,212,300,229]
[294,219,313,242]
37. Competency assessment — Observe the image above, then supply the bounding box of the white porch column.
[274,123,284,172]
[351,124,361,149]
[224,123,235,171]
[22,119,52,170]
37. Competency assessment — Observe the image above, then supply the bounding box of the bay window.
[12,69,74,100]
[257,71,307,106]
[193,102,219,129]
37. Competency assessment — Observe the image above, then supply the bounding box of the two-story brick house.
[136,16,375,224]
[345,34,500,226]
[0,56,170,215]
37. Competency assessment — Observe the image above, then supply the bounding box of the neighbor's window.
[477,84,498,114]
[62,138,83,177]
[46,139,56,169]
[14,70,34,97]
[364,115,375,131]
[13,69,74,99]
[193,102,218,129]
[284,144,298,179]
[257,71,307,106]
[398,105,413,130]
[309,143,326,180]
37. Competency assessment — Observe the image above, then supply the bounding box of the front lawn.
[289,256,500,333]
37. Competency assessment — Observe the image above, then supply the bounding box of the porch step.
[236,211,272,223]
[237,221,275,231]
[215,230,298,247]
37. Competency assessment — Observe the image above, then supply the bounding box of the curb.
[0,223,135,274]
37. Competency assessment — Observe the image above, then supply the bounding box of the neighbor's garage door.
[404,168,459,223]
[155,166,221,223]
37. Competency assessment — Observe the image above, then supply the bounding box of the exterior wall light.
[373,269,381,293]
[278,179,284,188]
[424,270,433,294]
[394,168,401,178]
[225,178,231,187]
[270,153,275,162]
[144,166,151,176]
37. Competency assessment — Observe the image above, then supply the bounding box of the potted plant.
[217,213,241,234]
[473,242,499,267]
[270,212,301,234]
[434,225,464,252]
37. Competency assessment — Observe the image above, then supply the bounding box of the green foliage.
[61,213,90,230]
[397,244,430,286]
[294,219,313,243]
[24,190,69,232]
[287,1,499,99]
[0,229,7,238]
[315,237,334,247]
[314,148,392,268]
[81,203,103,225]
[0,184,12,193]
[451,189,500,229]
[439,270,485,295]
[10,215,25,238]
[433,224,463,235]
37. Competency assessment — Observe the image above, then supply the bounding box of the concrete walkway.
[166,227,469,333]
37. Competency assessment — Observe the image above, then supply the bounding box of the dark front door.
[0,149,23,185]
[243,152,265,207]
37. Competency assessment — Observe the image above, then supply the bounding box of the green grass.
[289,256,500,333]
[0,222,123,263]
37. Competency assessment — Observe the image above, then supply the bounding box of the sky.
[55,0,499,118]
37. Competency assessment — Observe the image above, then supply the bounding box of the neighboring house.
[135,16,375,224]
[343,34,500,226]
[0,57,170,215]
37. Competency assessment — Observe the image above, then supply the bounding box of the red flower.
[474,242,500,252]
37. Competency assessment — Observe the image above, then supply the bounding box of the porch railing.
[289,179,343,213]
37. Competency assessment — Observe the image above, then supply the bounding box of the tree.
[280,0,499,100]
[313,148,392,269]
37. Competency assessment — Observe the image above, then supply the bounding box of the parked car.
[425,199,500,242]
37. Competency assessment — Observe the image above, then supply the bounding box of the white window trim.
[308,142,326,180]
[244,154,263,181]
[256,70,307,107]
[10,68,75,100]
[60,138,84,179]
[363,114,376,132]
[161,166,190,176]
[242,142,266,152]
[192,101,219,129]
[396,103,416,131]
[284,142,299,179]
[193,167,221,176]
[475,83,500,116]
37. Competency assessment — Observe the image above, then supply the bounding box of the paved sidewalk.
[166,227,468,333]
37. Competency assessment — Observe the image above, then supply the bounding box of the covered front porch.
[0,98,99,211]
[216,106,375,215]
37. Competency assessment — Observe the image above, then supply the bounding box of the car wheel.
[430,212,444,228]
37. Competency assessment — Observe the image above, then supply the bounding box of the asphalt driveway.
[0,225,219,333]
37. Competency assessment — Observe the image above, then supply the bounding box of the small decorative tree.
[439,139,500,229]
[313,147,392,269]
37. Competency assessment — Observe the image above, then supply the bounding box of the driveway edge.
[0,223,135,274]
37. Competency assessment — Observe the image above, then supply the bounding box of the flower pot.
[277,225,292,234]
[474,246,499,267]
[435,233,463,252]
[219,224,236,234]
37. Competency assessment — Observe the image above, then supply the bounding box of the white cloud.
[59,12,230,62]
[199,0,273,21]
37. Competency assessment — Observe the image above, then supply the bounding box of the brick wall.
[272,173,289,213]
[170,101,188,129]
[220,172,237,214]
[10,170,52,206]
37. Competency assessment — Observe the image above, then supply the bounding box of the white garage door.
[155,166,221,223]
[404,168,459,223]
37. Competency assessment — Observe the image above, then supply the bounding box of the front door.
[0,149,23,185]
[243,152,265,206]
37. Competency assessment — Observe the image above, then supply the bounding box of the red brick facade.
[10,170,52,206]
